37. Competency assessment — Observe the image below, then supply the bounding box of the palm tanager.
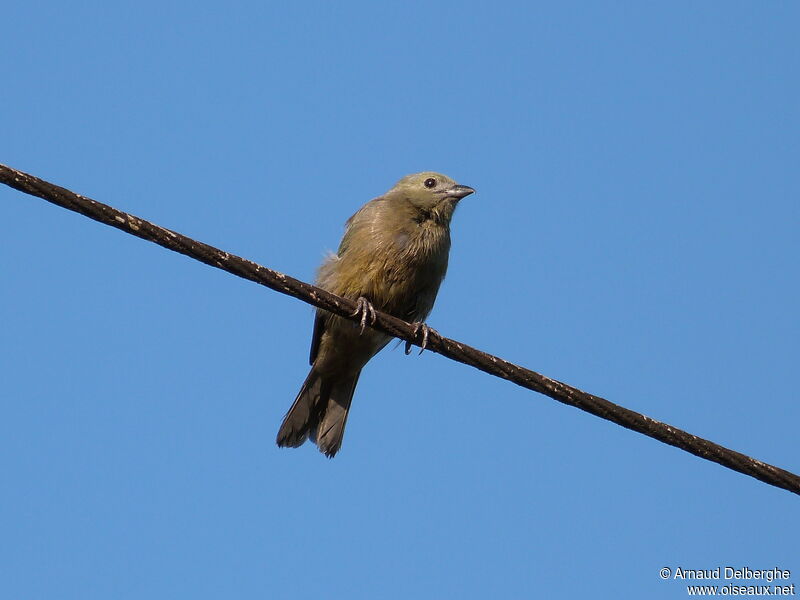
[276,172,475,457]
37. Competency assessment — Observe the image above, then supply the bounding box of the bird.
[276,171,474,457]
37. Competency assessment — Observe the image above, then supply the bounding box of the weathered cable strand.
[1,163,797,495]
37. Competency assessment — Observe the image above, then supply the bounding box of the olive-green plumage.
[276,172,474,457]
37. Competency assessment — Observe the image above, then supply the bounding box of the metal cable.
[2,162,797,495]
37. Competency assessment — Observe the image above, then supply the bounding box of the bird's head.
[386,172,475,222]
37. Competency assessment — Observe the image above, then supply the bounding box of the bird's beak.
[447,184,475,199]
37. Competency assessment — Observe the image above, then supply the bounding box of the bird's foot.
[405,322,439,355]
[351,296,377,334]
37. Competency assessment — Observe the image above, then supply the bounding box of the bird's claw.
[405,322,436,355]
[351,296,377,334]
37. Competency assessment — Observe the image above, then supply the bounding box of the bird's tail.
[276,367,360,458]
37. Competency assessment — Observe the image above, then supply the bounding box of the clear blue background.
[2,2,797,598]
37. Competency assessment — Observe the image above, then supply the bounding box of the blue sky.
[2,2,798,598]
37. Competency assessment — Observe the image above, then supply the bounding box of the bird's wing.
[309,197,387,366]
[337,197,384,257]
[309,310,325,365]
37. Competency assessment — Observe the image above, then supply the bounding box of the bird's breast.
[323,214,451,321]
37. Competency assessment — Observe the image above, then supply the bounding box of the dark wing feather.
[309,311,325,365]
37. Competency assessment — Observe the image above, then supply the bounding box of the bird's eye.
[424,178,437,188]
